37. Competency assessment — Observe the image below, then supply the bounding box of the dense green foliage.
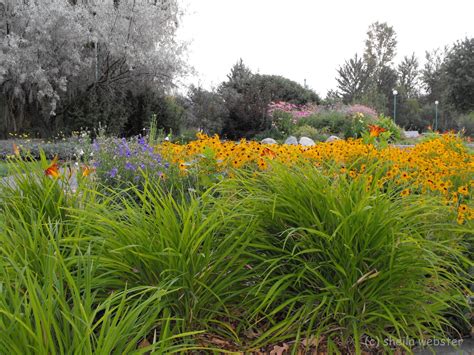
[0,154,470,353]
[444,38,474,113]
[220,164,470,353]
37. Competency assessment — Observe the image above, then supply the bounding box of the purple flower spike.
[108,167,118,178]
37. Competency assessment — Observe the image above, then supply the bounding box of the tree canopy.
[444,38,474,113]
[218,60,320,139]
[0,0,186,136]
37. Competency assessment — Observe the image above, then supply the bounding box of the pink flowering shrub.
[269,101,377,123]
[345,104,378,120]
[268,101,319,125]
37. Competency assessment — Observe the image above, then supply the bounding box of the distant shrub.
[297,111,350,134]
[252,127,286,141]
[268,101,318,124]
[292,125,327,142]
[270,110,294,136]
[376,114,403,141]
[343,113,370,138]
[175,128,201,144]
[345,104,378,119]
[187,86,228,135]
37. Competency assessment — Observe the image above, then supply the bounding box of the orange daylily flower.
[45,156,60,178]
[81,165,94,177]
[260,147,276,159]
[368,125,386,137]
[12,143,20,157]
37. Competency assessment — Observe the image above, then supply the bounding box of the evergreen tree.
[335,53,369,103]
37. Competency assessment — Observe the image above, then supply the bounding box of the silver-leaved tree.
[0,0,187,137]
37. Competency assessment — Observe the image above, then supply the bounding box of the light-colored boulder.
[326,135,341,142]
[403,130,420,139]
[284,136,298,145]
[261,138,277,144]
[299,136,316,146]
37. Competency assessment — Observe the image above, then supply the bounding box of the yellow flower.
[400,188,410,197]
[457,185,469,196]
[458,204,468,213]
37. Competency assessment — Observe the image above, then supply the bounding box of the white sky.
[177,0,473,98]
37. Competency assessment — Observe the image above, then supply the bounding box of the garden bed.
[0,134,472,354]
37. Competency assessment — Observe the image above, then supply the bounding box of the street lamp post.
[434,100,439,131]
[393,90,398,124]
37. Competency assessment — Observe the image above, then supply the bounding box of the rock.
[284,136,298,145]
[326,135,341,142]
[299,136,315,146]
[261,138,277,144]
[403,130,420,139]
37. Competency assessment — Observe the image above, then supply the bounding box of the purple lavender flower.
[108,167,118,178]
[125,162,135,171]
[92,141,100,151]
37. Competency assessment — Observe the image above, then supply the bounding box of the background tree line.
[0,0,319,140]
[1,3,473,139]
[333,22,474,133]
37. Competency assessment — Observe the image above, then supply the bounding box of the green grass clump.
[75,181,258,337]
[0,160,38,178]
[218,163,470,353]
[0,156,470,354]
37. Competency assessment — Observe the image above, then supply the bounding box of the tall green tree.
[361,22,398,115]
[335,53,369,103]
[363,22,397,77]
[421,47,448,103]
[444,37,474,113]
[397,53,420,98]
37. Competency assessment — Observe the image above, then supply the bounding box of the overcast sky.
[177,0,473,97]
